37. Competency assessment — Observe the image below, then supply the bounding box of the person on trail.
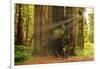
[61,25,71,59]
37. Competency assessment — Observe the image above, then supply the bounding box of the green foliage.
[77,9,94,57]
[84,9,94,43]
[15,45,32,64]
[84,23,88,43]
[88,13,94,43]
[76,42,94,56]
[53,28,64,39]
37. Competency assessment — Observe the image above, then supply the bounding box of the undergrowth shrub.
[75,42,94,56]
[15,45,31,64]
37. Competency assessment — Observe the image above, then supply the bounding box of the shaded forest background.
[14,4,94,65]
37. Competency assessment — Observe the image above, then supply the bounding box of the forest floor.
[22,55,94,65]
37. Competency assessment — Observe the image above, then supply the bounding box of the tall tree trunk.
[51,6,64,56]
[16,4,23,45]
[15,4,18,43]
[26,6,29,45]
[71,8,79,55]
[33,5,41,55]
[52,6,64,22]
[78,8,84,49]
[65,7,79,55]
[33,5,53,56]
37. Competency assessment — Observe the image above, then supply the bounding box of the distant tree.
[88,11,94,43]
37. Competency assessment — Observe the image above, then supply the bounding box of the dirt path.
[22,56,94,65]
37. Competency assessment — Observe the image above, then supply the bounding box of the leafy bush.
[15,45,31,64]
[76,42,94,56]
[84,43,94,56]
